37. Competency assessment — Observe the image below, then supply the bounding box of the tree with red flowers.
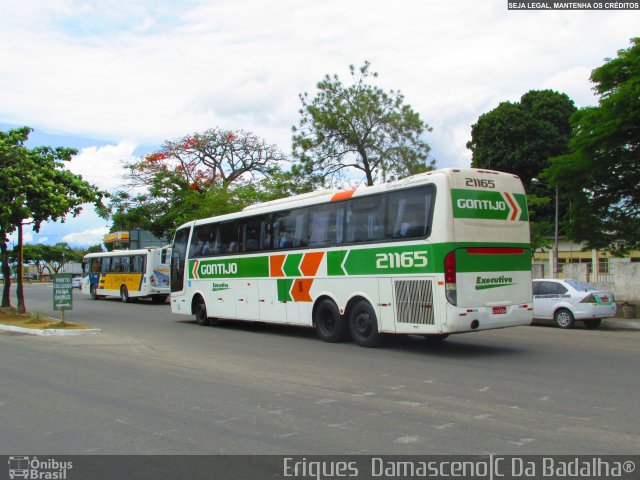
[112,128,318,238]
[130,128,284,192]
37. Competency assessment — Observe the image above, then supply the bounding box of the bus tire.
[90,285,99,300]
[314,299,349,343]
[554,308,575,329]
[120,286,130,303]
[151,295,168,304]
[349,300,383,348]
[194,297,210,326]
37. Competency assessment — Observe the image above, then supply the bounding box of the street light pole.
[553,186,559,278]
[532,178,559,278]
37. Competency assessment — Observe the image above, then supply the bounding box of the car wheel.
[314,299,349,342]
[583,318,602,329]
[349,300,383,348]
[554,308,575,329]
[120,286,130,303]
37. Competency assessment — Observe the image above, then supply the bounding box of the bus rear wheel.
[349,300,383,348]
[314,299,349,342]
[120,286,130,303]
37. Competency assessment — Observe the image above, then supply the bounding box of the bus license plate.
[492,306,507,315]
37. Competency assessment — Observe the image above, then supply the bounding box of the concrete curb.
[601,318,640,330]
[0,324,101,336]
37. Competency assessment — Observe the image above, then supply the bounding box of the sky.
[1,0,638,248]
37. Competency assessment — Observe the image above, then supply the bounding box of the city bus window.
[191,223,217,257]
[241,216,266,252]
[218,222,239,253]
[131,255,144,273]
[346,196,385,243]
[309,204,343,246]
[273,209,308,249]
[121,256,131,273]
[101,257,110,273]
[387,187,434,239]
[91,258,101,273]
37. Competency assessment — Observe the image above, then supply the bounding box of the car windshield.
[564,279,597,292]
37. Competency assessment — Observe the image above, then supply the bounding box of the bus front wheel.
[314,299,349,343]
[194,298,210,326]
[90,285,99,300]
[349,300,383,348]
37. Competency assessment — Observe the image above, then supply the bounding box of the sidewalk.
[602,317,640,330]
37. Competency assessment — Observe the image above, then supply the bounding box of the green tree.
[467,89,576,185]
[545,38,640,251]
[85,244,104,254]
[292,62,434,187]
[0,127,107,312]
[467,90,577,252]
[0,127,32,308]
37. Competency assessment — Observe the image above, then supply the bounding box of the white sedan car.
[71,275,82,289]
[532,279,617,329]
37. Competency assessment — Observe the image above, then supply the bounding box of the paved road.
[1,284,639,454]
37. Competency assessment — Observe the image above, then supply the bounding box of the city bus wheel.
[195,298,210,326]
[120,286,130,303]
[314,299,349,342]
[583,318,602,329]
[90,285,99,300]
[554,308,575,329]
[349,300,383,348]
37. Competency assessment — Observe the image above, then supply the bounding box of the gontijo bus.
[82,246,171,303]
[170,168,533,347]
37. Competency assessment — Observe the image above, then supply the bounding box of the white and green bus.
[170,168,533,347]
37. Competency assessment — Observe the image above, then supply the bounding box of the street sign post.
[53,273,73,324]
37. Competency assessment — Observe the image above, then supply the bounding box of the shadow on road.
[177,318,528,359]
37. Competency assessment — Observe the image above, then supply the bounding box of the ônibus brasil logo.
[8,456,72,480]
[475,275,516,290]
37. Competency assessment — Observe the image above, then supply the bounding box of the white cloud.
[63,227,110,247]
[68,142,136,192]
[2,1,637,161]
[542,66,598,107]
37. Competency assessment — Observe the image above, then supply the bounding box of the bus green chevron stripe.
[327,251,348,276]
[277,279,293,302]
[514,193,529,221]
[283,253,303,277]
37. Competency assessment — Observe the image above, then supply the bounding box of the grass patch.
[0,307,91,330]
